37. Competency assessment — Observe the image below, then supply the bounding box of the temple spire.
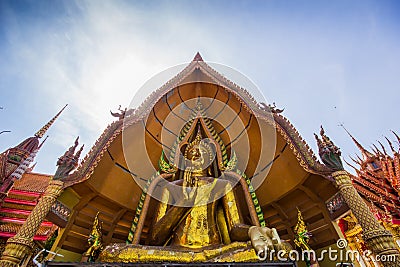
[384,136,396,154]
[35,104,67,138]
[193,52,203,62]
[340,124,374,160]
[38,135,49,149]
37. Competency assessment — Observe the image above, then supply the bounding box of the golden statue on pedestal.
[100,122,290,263]
[83,212,103,262]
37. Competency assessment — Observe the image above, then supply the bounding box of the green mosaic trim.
[127,172,158,243]
[236,169,266,227]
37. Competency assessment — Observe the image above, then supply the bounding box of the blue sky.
[1,0,399,174]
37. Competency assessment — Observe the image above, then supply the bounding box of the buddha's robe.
[149,178,249,248]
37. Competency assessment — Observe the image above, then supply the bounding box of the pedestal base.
[45,262,297,267]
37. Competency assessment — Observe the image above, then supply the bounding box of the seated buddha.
[100,129,290,263]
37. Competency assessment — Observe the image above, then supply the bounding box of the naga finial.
[314,126,344,172]
[84,212,103,262]
[54,137,84,180]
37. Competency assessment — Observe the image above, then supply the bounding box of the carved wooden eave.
[63,56,331,188]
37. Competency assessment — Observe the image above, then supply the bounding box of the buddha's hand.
[249,226,285,258]
[183,168,198,200]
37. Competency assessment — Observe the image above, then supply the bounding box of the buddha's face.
[186,143,209,169]
[187,145,201,161]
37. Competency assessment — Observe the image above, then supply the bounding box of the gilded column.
[315,127,399,267]
[0,137,83,267]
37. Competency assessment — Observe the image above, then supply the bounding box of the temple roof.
[0,172,57,241]
[13,137,40,155]
[13,172,52,192]
[65,53,331,187]
[346,132,400,219]
[57,53,340,253]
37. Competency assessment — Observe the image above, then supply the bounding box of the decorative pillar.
[315,127,399,267]
[0,137,83,267]
[333,171,396,265]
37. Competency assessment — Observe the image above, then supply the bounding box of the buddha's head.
[184,130,213,172]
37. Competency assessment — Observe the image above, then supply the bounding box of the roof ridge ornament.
[9,149,38,181]
[391,130,400,146]
[193,52,203,62]
[378,141,388,156]
[54,137,83,180]
[259,102,284,113]
[110,105,127,120]
[314,126,344,172]
[384,136,396,154]
[371,144,384,157]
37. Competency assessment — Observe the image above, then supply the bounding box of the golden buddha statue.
[83,212,103,262]
[100,127,290,263]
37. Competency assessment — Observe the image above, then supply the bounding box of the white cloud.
[1,1,399,174]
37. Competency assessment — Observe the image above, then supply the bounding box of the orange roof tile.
[13,172,52,193]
